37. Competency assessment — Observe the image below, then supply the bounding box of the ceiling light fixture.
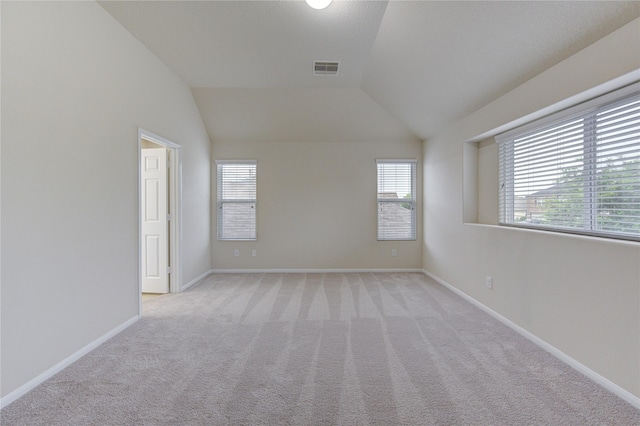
[305,0,332,10]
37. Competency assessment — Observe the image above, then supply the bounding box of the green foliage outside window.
[539,157,640,234]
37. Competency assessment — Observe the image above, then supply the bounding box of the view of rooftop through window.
[216,161,257,240]
[499,87,640,240]
[377,160,417,240]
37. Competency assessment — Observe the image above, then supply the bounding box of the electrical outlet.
[234,249,239,257]
[251,249,256,257]
[392,249,397,257]
[486,276,493,289]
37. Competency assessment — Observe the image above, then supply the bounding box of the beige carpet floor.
[2,272,639,425]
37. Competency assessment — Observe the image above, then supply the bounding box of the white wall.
[211,140,422,270]
[424,18,640,398]
[1,1,211,398]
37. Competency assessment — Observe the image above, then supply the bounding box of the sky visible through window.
[377,163,412,198]
[513,98,640,198]
[500,90,640,238]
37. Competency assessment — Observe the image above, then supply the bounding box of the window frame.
[215,159,257,241]
[497,82,640,242]
[376,159,417,241]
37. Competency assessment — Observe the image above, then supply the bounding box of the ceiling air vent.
[314,61,339,76]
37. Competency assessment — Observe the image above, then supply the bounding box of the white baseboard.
[181,269,215,292]
[421,269,640,410]
[0,315,139,410]
[210,268,424,274]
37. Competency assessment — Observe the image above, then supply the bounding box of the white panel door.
[141,148,169,293]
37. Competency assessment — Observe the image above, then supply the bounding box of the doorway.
[138,129,182,315]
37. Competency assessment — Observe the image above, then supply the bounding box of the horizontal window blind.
[216,160,257,240]
[377,160,417,240]
[497,83,640,241]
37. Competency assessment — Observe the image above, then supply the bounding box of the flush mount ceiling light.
[306,0,332,10]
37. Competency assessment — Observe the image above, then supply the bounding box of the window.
[216,160,257,240]
[377,159,417,240]
[498,83,640,241]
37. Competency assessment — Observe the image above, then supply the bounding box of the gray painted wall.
[1,1,212,398]
[423,19,640,398]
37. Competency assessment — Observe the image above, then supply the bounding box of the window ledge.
[462,222,640,248]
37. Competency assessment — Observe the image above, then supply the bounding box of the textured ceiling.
[99,0,640,142]
[99,0,388,88]
[362,0,640,139]
[192,88,419,143]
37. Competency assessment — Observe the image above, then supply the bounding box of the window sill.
[462,222,640,248]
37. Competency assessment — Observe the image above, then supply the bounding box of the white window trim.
[496,82,640,242]
[216,159,257,241]
[376,159,418,241]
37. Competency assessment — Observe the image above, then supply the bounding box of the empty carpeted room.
[1,0,640,424]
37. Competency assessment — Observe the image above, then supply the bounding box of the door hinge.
[167,213,172,221]
[167,266,172,274]
[167,160,172,168]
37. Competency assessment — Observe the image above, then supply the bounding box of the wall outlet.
[486,276,493,289]
[234,249,240,257]
[392,249,397,257]
[251,249,256,257]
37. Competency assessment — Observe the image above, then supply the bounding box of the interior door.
[141,148,169,293]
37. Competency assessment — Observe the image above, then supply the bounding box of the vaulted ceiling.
[99,0,640,143]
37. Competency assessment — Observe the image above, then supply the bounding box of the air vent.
[313,61,339,76]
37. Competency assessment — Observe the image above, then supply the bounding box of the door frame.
[138,128,182,315]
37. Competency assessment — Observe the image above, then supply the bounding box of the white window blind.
[216,160,257,240]
[377,160,417,240]
[497,83,640,241]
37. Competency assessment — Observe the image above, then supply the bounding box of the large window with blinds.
[497,83,640,241]
[377,160,417,240]
[216,160,257,241]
